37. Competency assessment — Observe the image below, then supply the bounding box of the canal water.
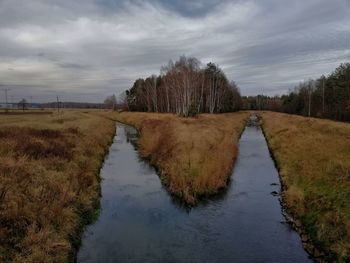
[78,120,312,263]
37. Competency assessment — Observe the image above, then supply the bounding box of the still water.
[78,121,312,263]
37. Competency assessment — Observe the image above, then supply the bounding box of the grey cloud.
[0,0,349,102]
[56,62,92,70]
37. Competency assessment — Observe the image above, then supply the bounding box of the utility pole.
[56,96,60,113]
[259,95,262,110]
[308,88,311,117]
[5,89,8,112]
[1,88,10,113]
[322,77,325,116]
[308,80,314,117]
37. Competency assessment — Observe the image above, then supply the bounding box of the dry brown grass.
[260,111,350,262]
[106,111,249,204]
[0,110,53,115]
[0,110,116,262]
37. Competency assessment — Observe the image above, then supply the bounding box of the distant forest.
[242,63,350,121]
[124,56,241,117]
[121,60,350,122]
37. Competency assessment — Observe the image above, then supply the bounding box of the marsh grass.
[107,111,249,205]
[0,110,115,262]
[261,111,350,262]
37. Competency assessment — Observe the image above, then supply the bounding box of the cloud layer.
[0,0,349,102]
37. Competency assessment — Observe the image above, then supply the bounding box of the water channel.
[78,119,312,263]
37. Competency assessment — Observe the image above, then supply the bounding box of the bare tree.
[125,56,241,116]
[104,94,117,110]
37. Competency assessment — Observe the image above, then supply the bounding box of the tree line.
[105,61,349,122]
[242,63,350,121]
[124,56,242,116]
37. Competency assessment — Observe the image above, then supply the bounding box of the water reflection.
[124,125,138,147]
[78,121,312,263]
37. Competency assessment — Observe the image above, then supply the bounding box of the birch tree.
[125,56,242,116]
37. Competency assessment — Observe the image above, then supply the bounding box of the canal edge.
[257,114,324,263]
[70,122,117,263]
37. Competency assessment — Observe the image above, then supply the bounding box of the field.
[0,110,248,261]
[261,112,350,261]
[0,109,53,114]
[0,110,116,262]
[107,111,249,204]
[4,109,349,262]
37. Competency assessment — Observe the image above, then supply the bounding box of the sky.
[0,0,350,103]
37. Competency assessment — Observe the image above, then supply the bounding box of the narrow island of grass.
[0,110,116,262]
[108,111,249,205]
[261,111,350,262]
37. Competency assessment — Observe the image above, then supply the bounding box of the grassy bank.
[107,112,248,205]
[261,112,350,262]
[0,110,116,262]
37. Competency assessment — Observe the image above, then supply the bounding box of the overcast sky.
[0,0,350,103]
